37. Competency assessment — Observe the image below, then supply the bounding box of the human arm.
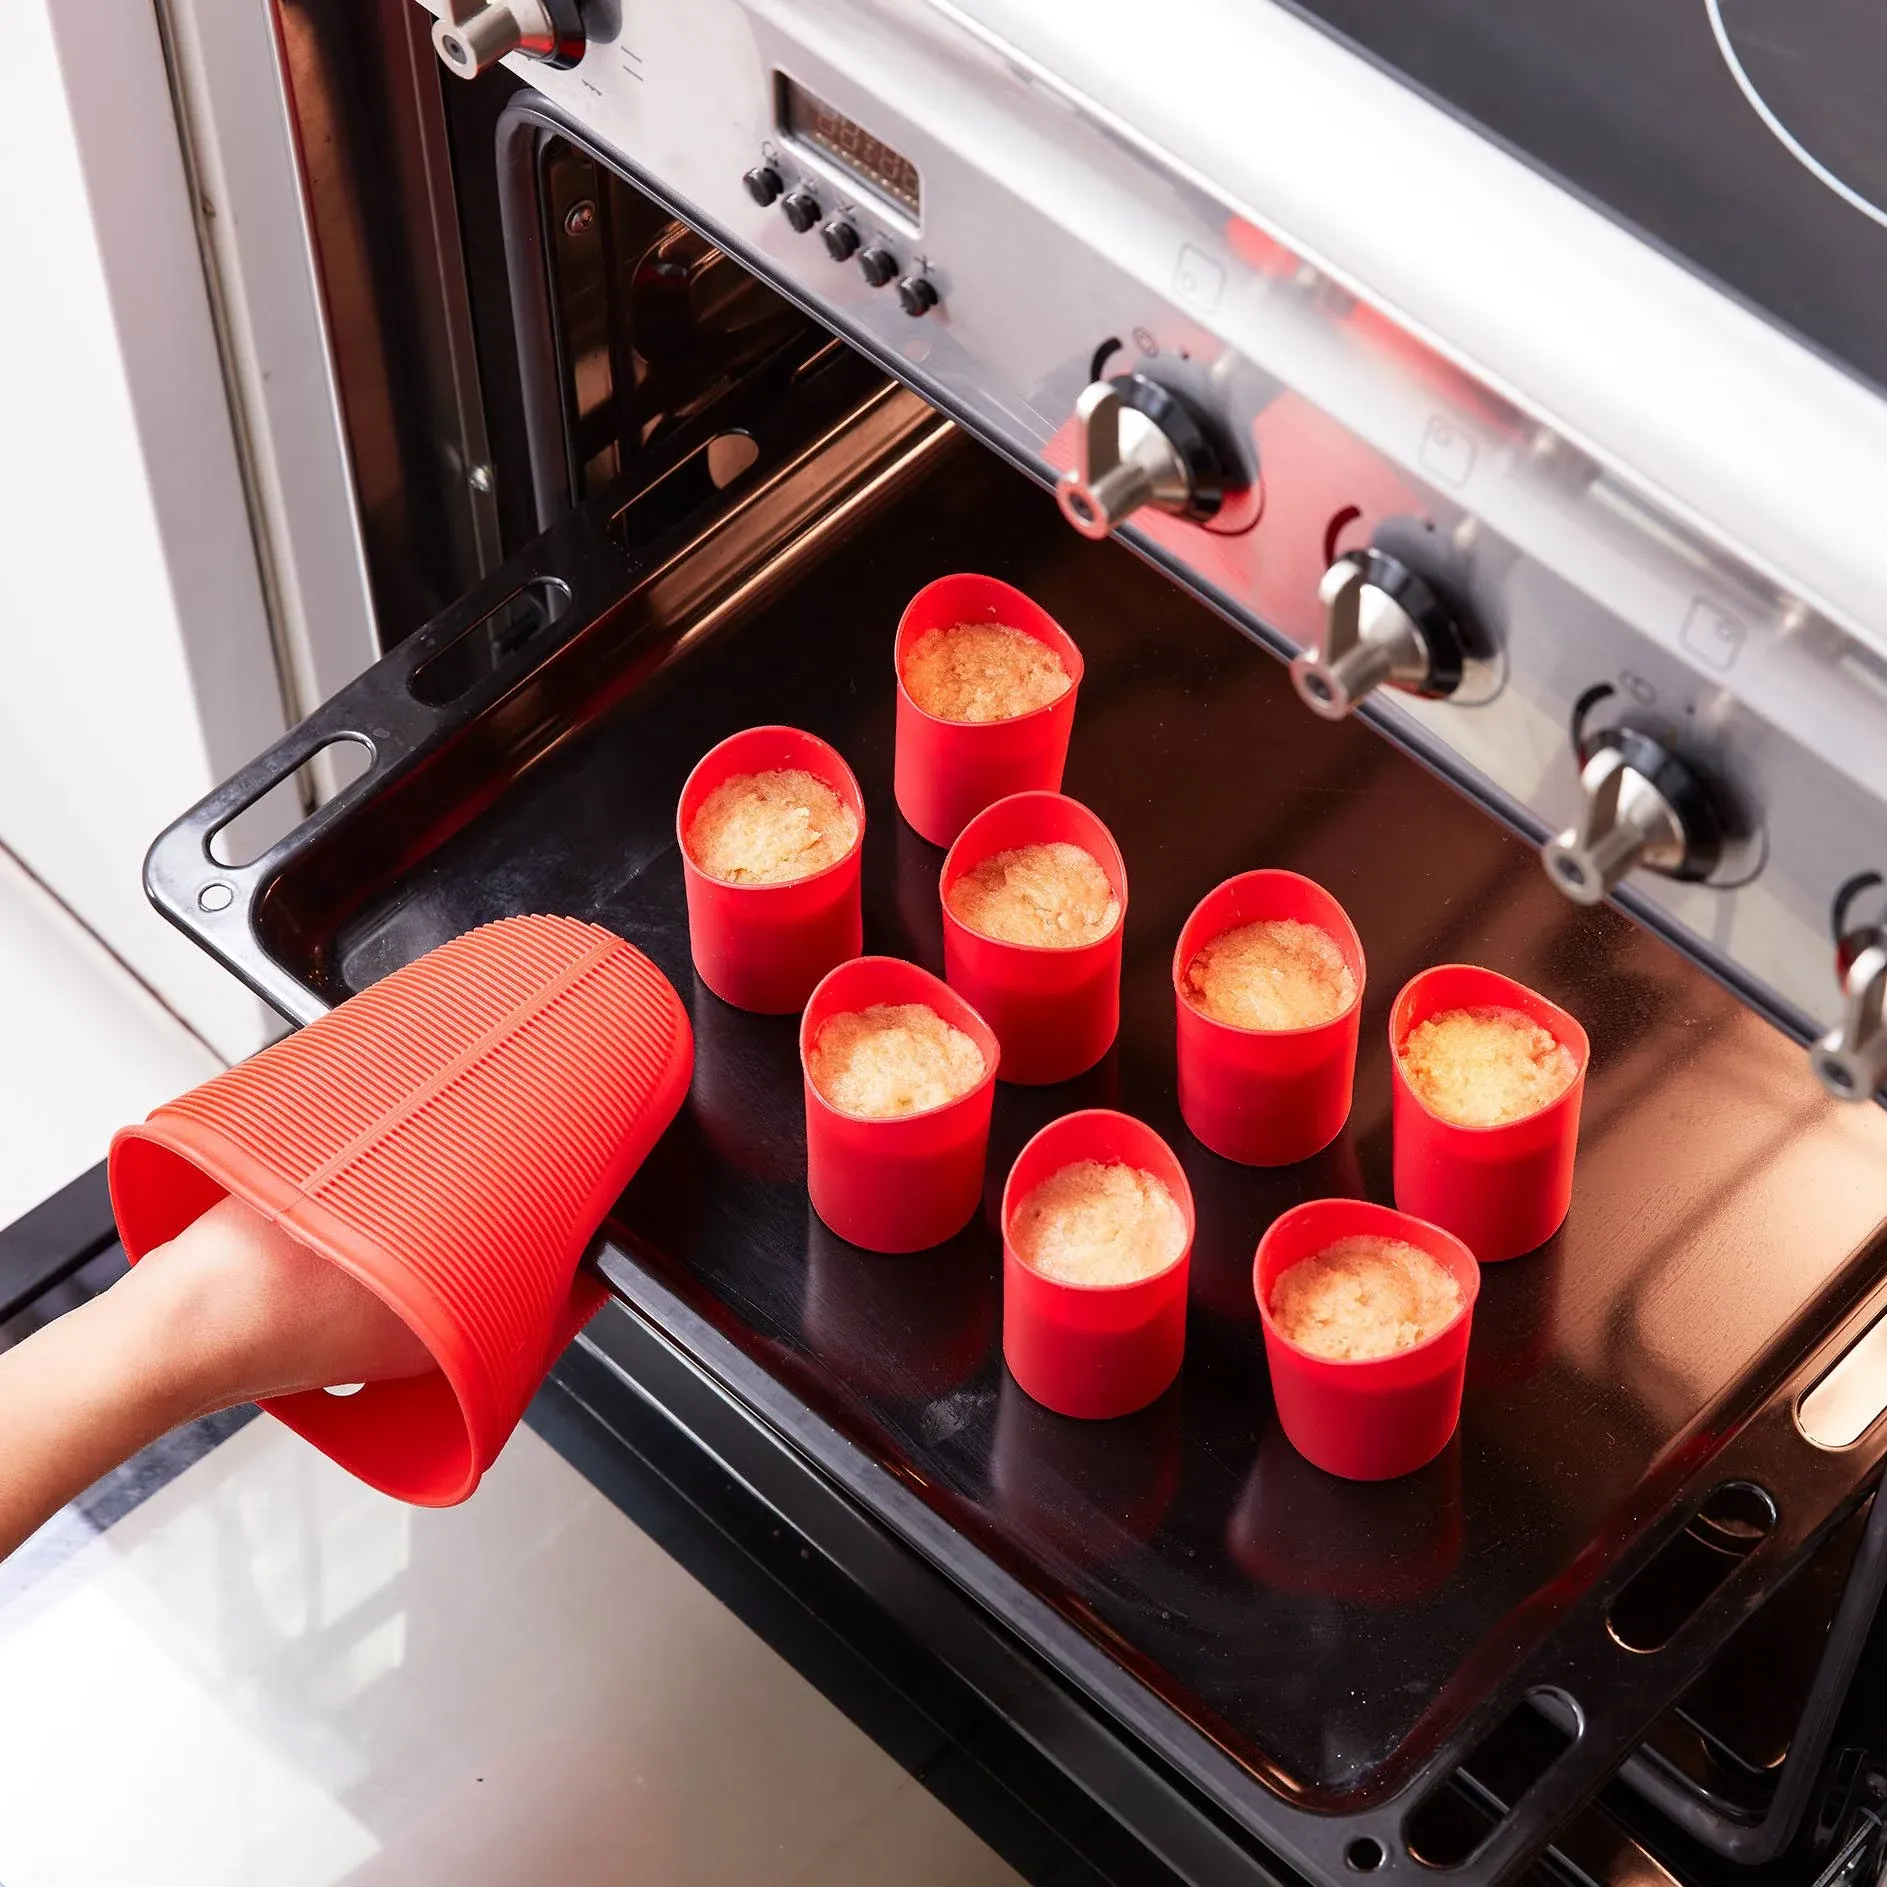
[0,1196,433,1558]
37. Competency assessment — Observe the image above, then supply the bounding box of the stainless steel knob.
[1292,549,1466,719]
[432,0,583,77]
[1810,876,1887,1102]
[1812,942,1887,1103]
[1542,730,1725,905]
[1055,373,1231,540]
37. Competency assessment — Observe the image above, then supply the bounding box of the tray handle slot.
[207,735,375,869]
[408,576,573,707]
[1402,1690,1582,1870]
[142,517,637,1025]
[1606,1481,1777,1655]
[1799,1308,1887,1450]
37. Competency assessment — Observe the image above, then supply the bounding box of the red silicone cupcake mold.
[800,955,1000,1253]
[894,574,1084,847]
[678,725,864,1014]
[108,915,693,1506]
[1254,1197,1479,1481]
[1389,963,1590,1262]
[940,792,1127,1086]
[1001,1109,1194,1420]
[1172,870,1365,1166]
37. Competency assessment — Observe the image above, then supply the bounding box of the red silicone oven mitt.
[107,915,693,1505]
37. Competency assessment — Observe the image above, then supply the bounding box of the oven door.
[142,98,1887,1887]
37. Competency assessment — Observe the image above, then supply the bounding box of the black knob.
[858,245,899,289]
[820,219,860,262]
[1543,721,1728,904]
[897,274,939,317]
[742,165,783,207]
[780,189,821,233]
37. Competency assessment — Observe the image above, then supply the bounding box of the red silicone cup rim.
[939,792,1128,1086]
[1001,1109,1195,1420]
[1388,963,1591,1262]
[1253,1197,1481,1480]
[676,725,866,1013]
[1388,964,1591,1137]
[893,575,1084,848]
[894,575,1086,731]
[1170,871,1366,1166]
[799,954,1002,1253]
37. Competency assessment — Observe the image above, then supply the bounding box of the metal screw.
[564,199,597,236]
[468,464,495,494]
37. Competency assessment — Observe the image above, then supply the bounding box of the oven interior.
[212,104,1887,1885]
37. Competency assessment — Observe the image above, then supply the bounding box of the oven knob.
[858,246,899,289]
[897,275,939,317]
[743,165,784,208]
[1293,550,1467,719]
[1811,876,1887,1102]
[821,219,861,262]
[431,0,583,77]
[1055,372,1231,539]
[1541,729,1727,905]
[780,189,821,234]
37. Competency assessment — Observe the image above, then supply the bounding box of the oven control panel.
[418,0,1887,1090]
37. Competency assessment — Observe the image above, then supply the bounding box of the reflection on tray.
[1182,1129,1366,1327]
[803,1210,997,1402]
[1228,1424,1463,1606]
[689,985,805,1185]
[991,1374,1184,1575]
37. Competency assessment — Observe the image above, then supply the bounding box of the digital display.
[778,75,921,221]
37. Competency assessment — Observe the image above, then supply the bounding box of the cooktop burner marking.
[1706,0,1887,231]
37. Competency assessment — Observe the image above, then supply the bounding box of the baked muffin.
[686,768,858,885]
[1010,1160,1187,1286]
[1269,1234,1461,1360]
[808,1002,986,1119]
[1182,918,1355,1030]
[947,842,1119,948]
[1398,1005,1578,1127]
[902,621,1072,723]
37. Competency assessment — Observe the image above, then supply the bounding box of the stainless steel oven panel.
[424,0,1887,1061]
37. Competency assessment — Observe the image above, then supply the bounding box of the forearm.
[0,1279,205,1559]
[0,1197,434,1562]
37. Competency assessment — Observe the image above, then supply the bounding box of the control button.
[821,219,861,262]
[1055,370,1234,538]
[431,0,584,78]
[742,165,784,207]
[858,246,899,289]
[1812,873,1887,1102]
[1542,727,1726,904]
[1293,548,1468,720]
[897,274,939,317]
[780,189,821,234]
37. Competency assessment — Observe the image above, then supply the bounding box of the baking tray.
[146,414,1887,1887]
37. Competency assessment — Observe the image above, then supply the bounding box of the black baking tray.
[146,415,1887,1887]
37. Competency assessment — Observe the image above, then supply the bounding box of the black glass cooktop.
[1289,0,1887,397]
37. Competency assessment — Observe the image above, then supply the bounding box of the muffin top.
[947,841,1119,948]
[1010,1159,1186,1287]
[1398,1004,1578,1126]
[808,1001,986,1119]
[902,620,1071,723]
[1269,1234,1462,1361]
[687,767,857,885]
[1182,917,1355,1030]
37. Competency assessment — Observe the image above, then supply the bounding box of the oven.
[142,4,1887,1884]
